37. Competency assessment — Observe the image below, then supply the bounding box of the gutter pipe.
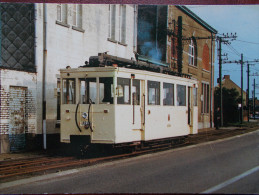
[42,3,47,150]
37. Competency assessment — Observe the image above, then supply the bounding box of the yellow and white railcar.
[60,65,198,148]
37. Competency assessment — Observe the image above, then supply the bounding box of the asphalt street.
[1,130,259,194]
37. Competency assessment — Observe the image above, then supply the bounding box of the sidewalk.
[0,151,43,161]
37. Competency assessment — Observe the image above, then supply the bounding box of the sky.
[185,5,259,98]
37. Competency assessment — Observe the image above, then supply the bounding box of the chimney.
[224,75,230,80]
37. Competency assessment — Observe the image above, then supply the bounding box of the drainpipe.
[0,4,2,153]
[133,5,137,52]
[210,33,214,128]
[42,3,47,150]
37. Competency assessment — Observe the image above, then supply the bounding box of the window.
[108,5,116,40]
[202,83,210,113]
[57,4,68,24]
[72,4,83,28]
[62,79,75,104]
[148,81,160,105]
[99,77,114,104]
[193,88,198,106]
[80,78,97,104]
[117,78,130,104]
[177,85,186,106]
[132,80,140,105]
[119,5,126,44]
[163,83,174,106]
[188,39,195,66]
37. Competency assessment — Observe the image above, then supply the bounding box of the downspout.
[210,33,214,128]
[42,4,47,150]
[0,4,2,153]
[133,5,137,52]
[168,5,171,63]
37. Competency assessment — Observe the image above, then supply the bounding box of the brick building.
[221,75,247,106]
[168,6,217,129]
[137,5,217,129]
[0,4,37,153]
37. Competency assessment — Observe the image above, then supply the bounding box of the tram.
[59,53,198,150]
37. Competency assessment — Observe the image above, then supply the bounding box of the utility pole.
[253,79,255,120]
[223,54,244,123]
[217,33,237,127]
[241,54,244,123]
[223,58,259,123]
[247,63,250,122]
[218,37,223,127]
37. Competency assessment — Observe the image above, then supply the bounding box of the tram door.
[188,86,194,133]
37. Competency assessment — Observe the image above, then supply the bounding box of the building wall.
[167,6,216,129]
[35,4,137,136]
[0,70,37,153]
[0,3,35,72]
[0,3,37,153]
[222,75,247,106]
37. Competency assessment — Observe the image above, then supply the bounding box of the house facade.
[0,3,137,153]
[137,5,217,130]
[222,75,247,106]
[167,6,217,129]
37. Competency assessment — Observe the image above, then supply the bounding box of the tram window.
[163,83,174,106]
[177,84,186,106]
[132,80,140,105]
[193,88,198,106]
[117,78,130,104]
[99,77,114,104]
[62,79,76,104]
[148,81,160,105]
[79,78,97,104]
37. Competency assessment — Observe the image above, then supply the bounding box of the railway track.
[0,126,258,183]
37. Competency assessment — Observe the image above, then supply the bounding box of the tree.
[214,87,240,125]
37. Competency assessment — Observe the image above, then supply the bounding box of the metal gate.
[9,86,27,152]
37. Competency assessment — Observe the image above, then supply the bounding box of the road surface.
[1,130,259,193]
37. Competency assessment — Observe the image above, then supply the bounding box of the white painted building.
[0,3,138,153]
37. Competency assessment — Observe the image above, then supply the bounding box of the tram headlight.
[82,112,88,119]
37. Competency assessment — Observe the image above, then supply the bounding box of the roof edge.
[176,5,218,34]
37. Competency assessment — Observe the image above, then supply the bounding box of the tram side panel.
[144,106,189,141]
[114,105,143,143]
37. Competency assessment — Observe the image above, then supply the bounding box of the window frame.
[188,39,195,66]
[148,80,161,105]
[57,4,68,24]
[79,78,97,104]
[62,78,76,104]
[176,84,186,106]
[201,83,210,114]
[163,82,174,106]
[132,79,140,106]
[119,5,126,44]
[72,4,84,32]
[108,4,116,41]
[193,87,198,107]
[99,77,114,104]
[117,77,131,105]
